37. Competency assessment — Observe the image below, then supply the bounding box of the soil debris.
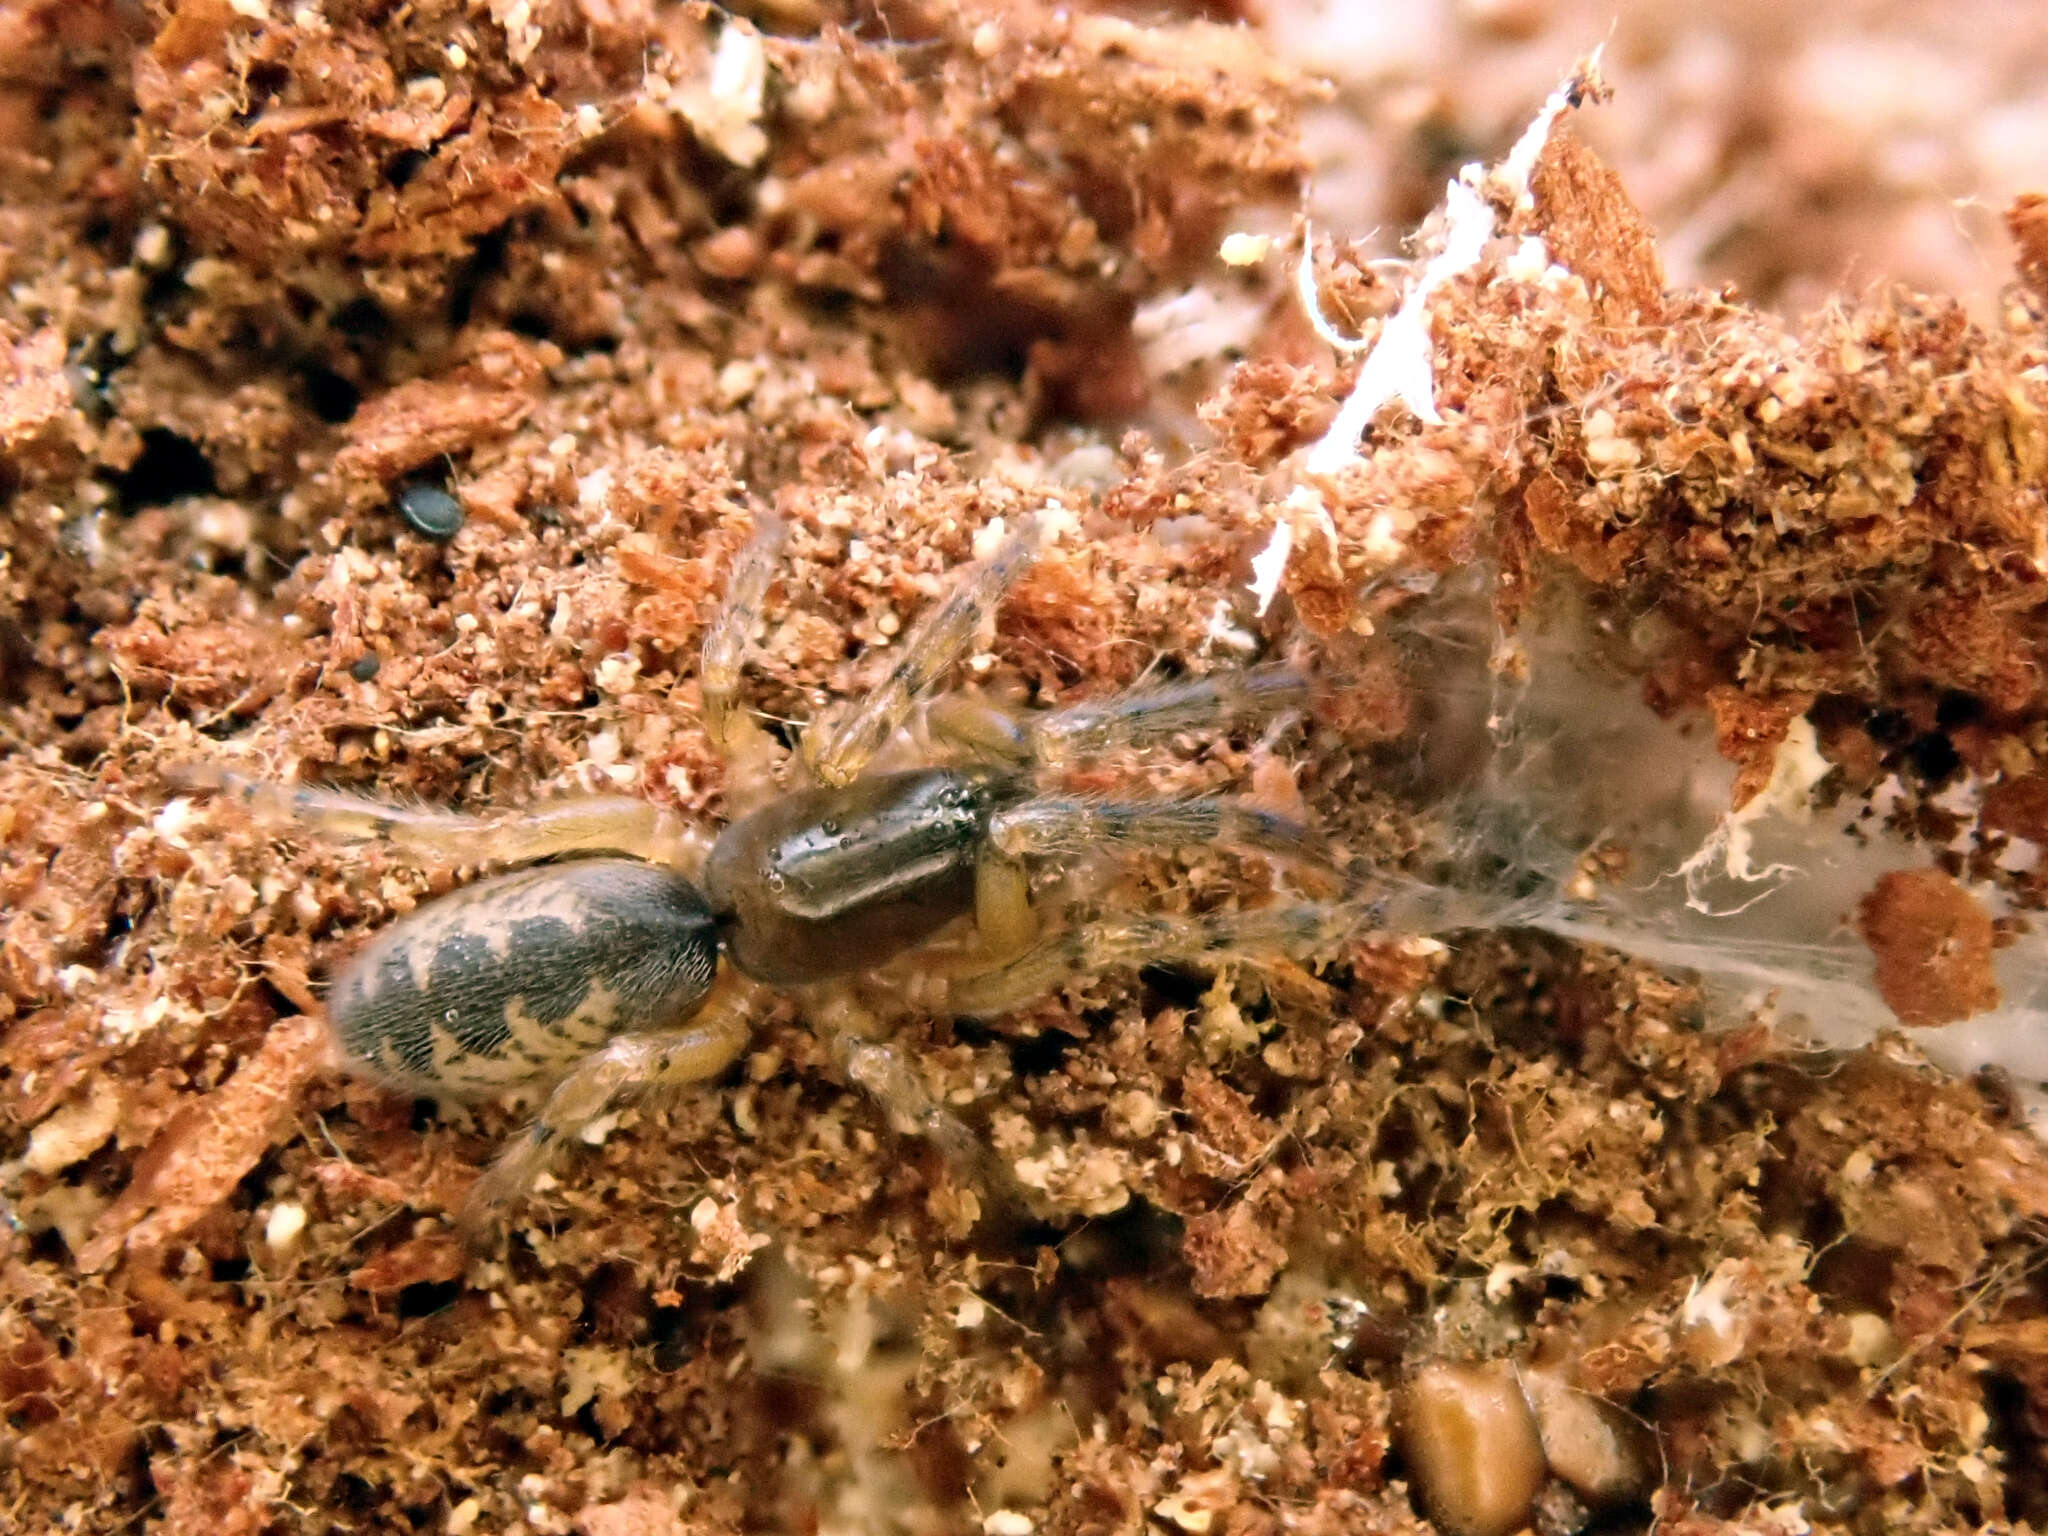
[6,3,2048,1534]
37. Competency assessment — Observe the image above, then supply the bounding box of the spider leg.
[700,512,788,753]
[464,970,765,1228]
[837,1037,1007,1195]
[802,985,1014,1217]
[700,514,790,811]
[921,692,1034,766]
[175,766,711,872]
[989,793,1335,878]
[974,849,1040,961]
[922,665,1312,771]
[1027,663,1310,765]
[805,524,1039,787]
[945,900,1368,1017]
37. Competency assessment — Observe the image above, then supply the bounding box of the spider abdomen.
[329,859,720,1097]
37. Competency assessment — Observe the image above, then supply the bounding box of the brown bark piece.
[1707,687,1815,808]
[1183,1199,1289,1299]
[133,1,571,270]
[1857,868,2002,1028]
[1984,773,2048,845]
[102,617,285,708]
[77,1014,329,1272]
[332,333,548,487]
[2010,193,2048,300]
[574,1492,692,1536]
[0,326,76,457]
[347,1233,467,1295]
[1520,469,1637,584]
[1529,125,1667,326]
[153,1458,269,1536]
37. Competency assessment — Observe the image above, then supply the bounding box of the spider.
[183,518,1365,1227]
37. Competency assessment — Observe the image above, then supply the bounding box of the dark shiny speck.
[350,653,381,682]
[397,483,465,541]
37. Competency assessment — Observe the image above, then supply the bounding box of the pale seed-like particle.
[1518,1367,1651,1507]
[1396,1361,1547,1536]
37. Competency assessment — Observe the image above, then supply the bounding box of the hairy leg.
[921,691,1033,766]
[800,982,1012,1216]
[804,524,1039,787]
[922,666,1313,771]
[1027,663,1310,765]
[989,793,1335,879]
[838,1035,1019,1222]
[464,971,765,1227]
[945,900,1369,1017]
[700,513,788,753]
[176,766,711,872]
[699,514,790,813]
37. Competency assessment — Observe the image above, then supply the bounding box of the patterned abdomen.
[329,859,720,1097]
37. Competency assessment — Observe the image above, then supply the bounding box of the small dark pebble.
[65,363,111,419]
[397,483,465,541]
[350,654,381,682]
